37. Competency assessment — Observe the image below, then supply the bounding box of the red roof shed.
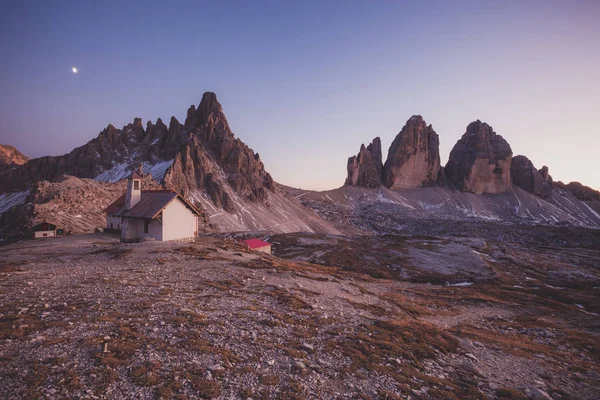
[243,239,272,254]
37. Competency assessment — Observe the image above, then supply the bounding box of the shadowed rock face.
[164,92,275,209]
[382,116,441,189]
[445,120,512,195]
[345,138,383,188]
[511,155,552,199]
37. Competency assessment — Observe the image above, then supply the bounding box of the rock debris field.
[0,233,598,399]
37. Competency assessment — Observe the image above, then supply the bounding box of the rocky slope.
[0,93,340,240]
[288,184,600,235]
[382,115,441,189]
[0,144,28,167]
[0,233,598,399]
[445,120,513,194]
[344,138,383,188]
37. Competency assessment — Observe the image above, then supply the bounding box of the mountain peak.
[445,120,512,194]
[197,91,223,125]
[382,115,441,189]
[0,144,29,166]
[345,137,383,188]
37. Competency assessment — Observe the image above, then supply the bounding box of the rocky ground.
[0,231,598,399]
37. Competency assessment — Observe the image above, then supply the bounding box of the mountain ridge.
[0,92,340,241]
[344,115,600,204]
[1,96,599,242]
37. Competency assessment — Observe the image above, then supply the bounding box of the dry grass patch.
[495,388,528,399]
[264,286,310,311]
[0,312,44,339]
[130,361,162,386]
[321,317,482,398]
[90,247,133,259]
[260,374,280,386]
[202,279,245,291]
[332,318,456,370]
[457,324,557,358]
[0,263,23,274]
[183,370,222,399]
[183,336,240,365]
[346,299,387,317]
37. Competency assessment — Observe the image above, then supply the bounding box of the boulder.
[382,115,441,189]
[445,120,512,194]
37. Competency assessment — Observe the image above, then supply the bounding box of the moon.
[72,67,78,74]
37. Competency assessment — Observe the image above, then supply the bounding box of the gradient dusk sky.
[1,1,599,190]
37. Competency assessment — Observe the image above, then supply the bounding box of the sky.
[1,0,599,191]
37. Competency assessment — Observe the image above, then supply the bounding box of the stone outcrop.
[538,166,553,187]
[344,138,383,188]
[0,92,275,212]
[445,120,512,194]
[382,116,441,189]
[555,181,600,202]
[0,145,28,167]
[510,155,552,199]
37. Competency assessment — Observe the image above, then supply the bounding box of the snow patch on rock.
[0,190,29,214]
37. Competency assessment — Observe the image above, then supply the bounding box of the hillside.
[286,185,600,236]
[0,232,598,399]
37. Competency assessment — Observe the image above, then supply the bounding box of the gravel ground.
[0,234,598,399]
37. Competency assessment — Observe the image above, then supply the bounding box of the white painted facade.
[34,230,56,239]
[106,214,121,231]
[252,245,271,255]
[121,218,163,242]
[120,198,198,242]
[161,199,198,241]
[111,172,199,242]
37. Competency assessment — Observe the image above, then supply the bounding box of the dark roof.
[32,221,57,231]
[116,190,202,219]
[104,194,126,214]
[131,171,143,179]
[243,239,271,249]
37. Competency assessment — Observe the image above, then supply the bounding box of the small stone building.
[104,172,202,242]
[32,221,57,239]
[243,238,272,254]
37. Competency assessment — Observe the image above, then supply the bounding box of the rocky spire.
[345,137,383,188]
[445,120,512,194]
[382,115,441,189]
[538,166,553,186]
[511,155,552,198]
